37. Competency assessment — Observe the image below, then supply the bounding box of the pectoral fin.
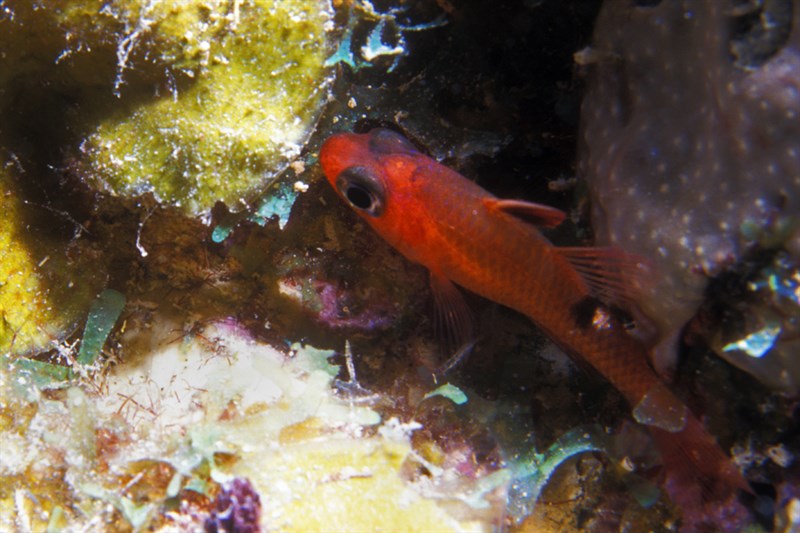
[434,338,479,377]
[483,198,567,228]
[429,271,477,373]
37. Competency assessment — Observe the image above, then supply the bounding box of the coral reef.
[0,322,508,531]
[1,0,797,530]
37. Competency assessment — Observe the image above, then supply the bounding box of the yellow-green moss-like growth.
[0,169,102,355]
[72,0,332,215]
[0,174,55,354]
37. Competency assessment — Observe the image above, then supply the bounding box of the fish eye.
[335,166,386,217]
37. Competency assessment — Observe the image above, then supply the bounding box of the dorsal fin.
[558,247,651,306]
[483,198,567,228]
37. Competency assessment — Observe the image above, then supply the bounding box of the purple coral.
[204,478,262,533]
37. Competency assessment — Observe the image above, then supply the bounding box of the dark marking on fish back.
[571,296,605,330]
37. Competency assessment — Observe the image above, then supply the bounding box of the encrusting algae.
[0,168,62,355]
[77,0,334,216]
[1,0,334,217]
[0,162,103,356]
[0,321,507,531]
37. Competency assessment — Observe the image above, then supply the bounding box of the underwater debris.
[331,339,381,403]
[325,0,446,73]
[707,250,800,393]
[213,186,293,242]
[242,181,300,232]
[506,426,608,524]
[79,480,158,531]
[422,383,468,406]
[212,176,312,243]
[273,250,406,332]
[580,0,800,388]
[2,286,124,393]
[8,357,72,395]
[722,324,781,359]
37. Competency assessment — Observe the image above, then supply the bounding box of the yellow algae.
[278,416,328,444]
[0,187,53,353]
[238,438,480,532]
[77,0,334,215]
[0,169,100,355]
[1,0,333,217]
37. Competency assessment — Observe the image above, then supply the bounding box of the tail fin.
[650,415,752,528]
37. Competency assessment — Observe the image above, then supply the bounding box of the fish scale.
[408,165,658,403]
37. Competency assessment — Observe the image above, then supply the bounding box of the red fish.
[320,128,750,512]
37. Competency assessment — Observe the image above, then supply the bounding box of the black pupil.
[346,184,373,210]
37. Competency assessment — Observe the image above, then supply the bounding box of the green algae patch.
[76,0,334,216]
[76,289,126,366]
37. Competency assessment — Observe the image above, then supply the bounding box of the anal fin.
[632,382,688,433]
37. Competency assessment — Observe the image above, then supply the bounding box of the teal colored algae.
[77,289,126,367]
[506,426,608,523]
[325,0,446,72]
